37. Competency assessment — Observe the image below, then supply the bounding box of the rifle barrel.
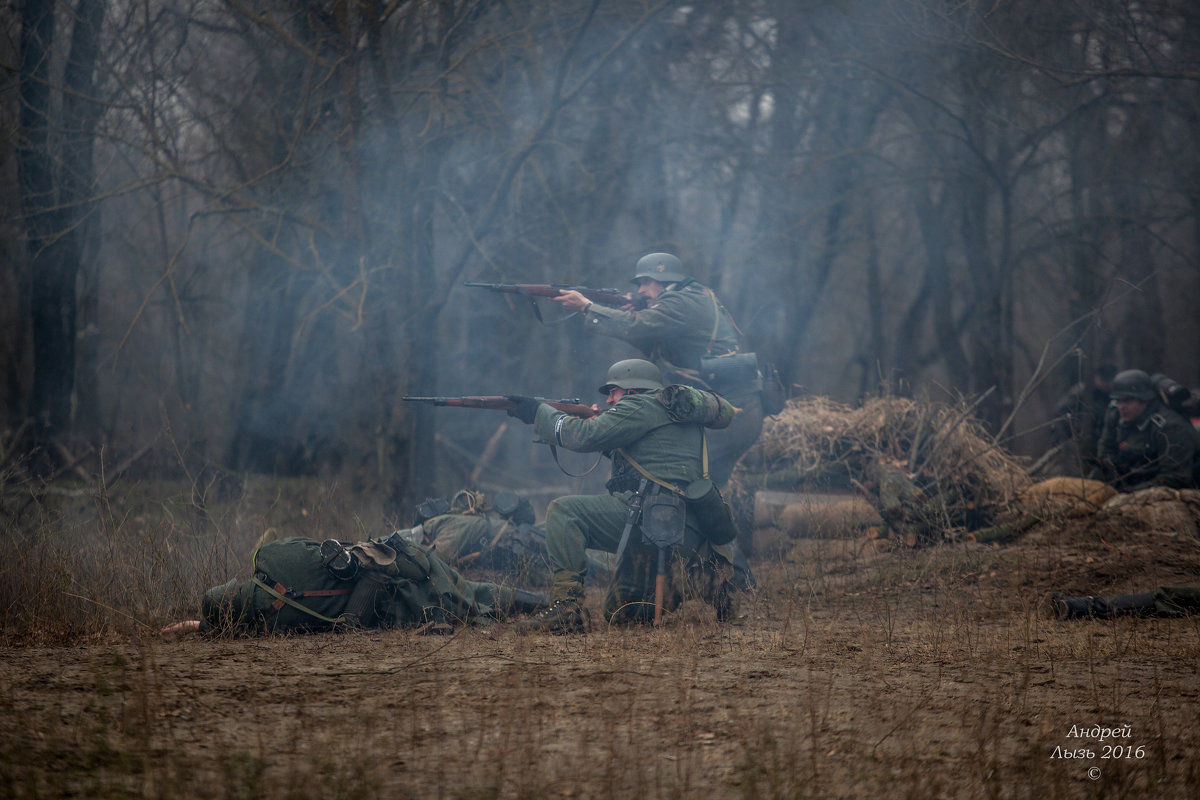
[401,395,598,418]
[464,281,646,310]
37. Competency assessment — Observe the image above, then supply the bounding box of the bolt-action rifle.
[464,281,647,323]
[403,395,605,476]
[401,396,601,419]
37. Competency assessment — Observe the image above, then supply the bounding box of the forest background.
[4,0,1199,516]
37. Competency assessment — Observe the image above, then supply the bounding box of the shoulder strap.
[703,286,747,355]
[704,289,722,356]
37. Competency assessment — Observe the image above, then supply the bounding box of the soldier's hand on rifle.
[554,289,635,313]
[553,290,593,313]
[506,396,541,424]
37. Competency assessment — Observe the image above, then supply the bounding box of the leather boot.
[514,599,589,635]
[1044,592,1094,619]
[504,588,550,616]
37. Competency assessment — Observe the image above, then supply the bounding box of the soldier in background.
[1046,361,1117,478]
[1045,585,1200,619]
[1094,369,1200,492]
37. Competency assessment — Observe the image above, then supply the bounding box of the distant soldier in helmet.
[501,359,746,634]
[1094,369,1200,492]
[552,252,764,489]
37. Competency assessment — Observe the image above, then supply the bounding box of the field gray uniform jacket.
[582,279,743,392]
[534,391,709,494]
[1096,399,1199,491]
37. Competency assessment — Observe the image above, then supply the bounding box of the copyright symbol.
[1087,767,1101,780]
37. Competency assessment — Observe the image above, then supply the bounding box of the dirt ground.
[3,495,1200,799]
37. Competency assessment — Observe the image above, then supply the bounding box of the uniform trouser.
[1056,585,1200,619]
[545,491,692,623]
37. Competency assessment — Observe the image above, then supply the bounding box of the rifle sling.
[549,444,603,477]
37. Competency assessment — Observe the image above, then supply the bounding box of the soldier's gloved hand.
[506,395,540,424]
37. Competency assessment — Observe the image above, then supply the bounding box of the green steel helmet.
[631,252,686,284]
[599,358,664,394]
[1110,369,1156,401]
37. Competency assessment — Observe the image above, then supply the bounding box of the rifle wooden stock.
[464,282,648,311]
[402,396,601,419]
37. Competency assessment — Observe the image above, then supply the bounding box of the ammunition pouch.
[606,474,642,495]
[700,353,761,393]
[640,488,687,550]
[684,479,739,545]
[606,453,643,495]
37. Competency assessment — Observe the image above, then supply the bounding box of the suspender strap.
[616,448,689,496]
[703,287,748,354]
[252,575,351,623]
[704,289,722,356]
[616,426,709,491]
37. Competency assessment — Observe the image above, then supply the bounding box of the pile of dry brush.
[729,396,1032,544]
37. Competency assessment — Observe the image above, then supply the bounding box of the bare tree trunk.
[1115,104,1166,370]
[18,0,60,461]
[912,184,970,388]
[18,0,105,468]
[56,0,106,446]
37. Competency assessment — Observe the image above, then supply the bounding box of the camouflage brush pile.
[730,396,1032,543]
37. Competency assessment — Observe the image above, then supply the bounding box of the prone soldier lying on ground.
[160,533,549,639]
[394,488,615,586]
[1045,585,1200,620]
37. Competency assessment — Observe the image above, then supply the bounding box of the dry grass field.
[3,476,1200,799]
